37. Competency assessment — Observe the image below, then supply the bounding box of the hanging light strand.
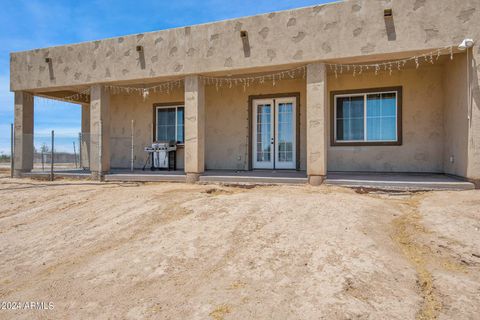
[31,45,458,103]
[200,65,307,91]
[61,88,91,102]
[326,45,454,78]
[105,79,184,99]
[32,87,91,105]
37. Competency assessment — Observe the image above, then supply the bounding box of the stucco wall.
[108,87,185,169]
[327,65,445,172]
[10,0,480,92]
[469,48,480,182]
[205,78,306,170]
[106,79,307,171]
[105,59,471,174]
[443,53,469,177]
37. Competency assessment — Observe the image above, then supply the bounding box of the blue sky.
[0,0,332,154]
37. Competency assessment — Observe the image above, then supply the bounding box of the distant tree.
[40,143,49,153]
[0,152,10,162]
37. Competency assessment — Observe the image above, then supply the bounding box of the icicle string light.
[61,88,91,102]
[200,65,307,91]
[31,45,458,102]
[105,79,184,97]
[327,45,454,78]
[31,87,91,104]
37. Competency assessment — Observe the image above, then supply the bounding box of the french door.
[252,97,296,169]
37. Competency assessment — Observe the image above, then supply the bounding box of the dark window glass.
[335,91,398,143]
[366,93,397,141]
[157,106,185,143]
[336,96,365,141]
[176,107,184,143]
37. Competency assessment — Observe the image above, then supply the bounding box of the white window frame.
[334,90,398,144]
[155,105,184,145]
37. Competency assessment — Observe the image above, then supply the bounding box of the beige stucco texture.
[106,78,307,171]
[205,78,307,171]
[443,53,469,177]
[328,64,445,173]
[108,87,185,170]
[106,57,465,174]
[9,0,480,184]
[10,0,480,93]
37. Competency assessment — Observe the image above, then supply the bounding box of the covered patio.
[13,47,478,190]
[10,1,480,189]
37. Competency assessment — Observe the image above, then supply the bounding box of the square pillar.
[468,47,480,188]
[306,63,328,185]
[89,85,110,179]
[184,75,205,183]
[13,91,34,176]
[80,103,90,169]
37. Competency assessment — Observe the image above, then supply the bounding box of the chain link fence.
[9,119,159,178]
[28,131,89,174]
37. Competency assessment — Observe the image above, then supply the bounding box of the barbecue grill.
[143,141,177,171]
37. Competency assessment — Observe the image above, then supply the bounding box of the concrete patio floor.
[325,172,475,191]
[19,169,476,190]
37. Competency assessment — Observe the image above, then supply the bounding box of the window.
[332,87,402,146]
[155,105,184,144]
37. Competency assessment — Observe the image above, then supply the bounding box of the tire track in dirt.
[390,193,468,320]
[391,194,441,320]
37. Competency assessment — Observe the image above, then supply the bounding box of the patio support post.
[184,75,205,183]
[81,103,90,169]
[468,47,480,188]
[89,84,110,180]
[306,63,328,185]
[13,91,34,177]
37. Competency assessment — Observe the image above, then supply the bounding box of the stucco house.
[9,0,480,187]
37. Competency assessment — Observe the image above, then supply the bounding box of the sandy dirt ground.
[0,171,479,320]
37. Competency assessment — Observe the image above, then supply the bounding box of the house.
[9,0,480,187]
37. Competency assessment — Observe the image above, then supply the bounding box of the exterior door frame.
[248,92,300,170]
[274,96,297,169]
[252,98,275,169]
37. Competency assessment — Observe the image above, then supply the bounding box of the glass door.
[275,98,296,169]
[252,97,296,169]
[253,99,274,169]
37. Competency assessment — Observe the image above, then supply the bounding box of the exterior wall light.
[458,39,474,51]
[136,45,146,69]
[384,9,395,41]
[240,31,251,58]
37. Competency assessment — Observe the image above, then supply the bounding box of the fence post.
[99,121,102,176]
[50,130,54,181]
[73,141,77,168]
[10,123,14,178]
[78,133,82,169]
[131,120,134,172]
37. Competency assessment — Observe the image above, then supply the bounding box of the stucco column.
[89,85,110,180]
[468,47,480,188]
[81,103,90,169]
[13,92,34,177]
[184,75,205,183]
[306,63,328,185]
